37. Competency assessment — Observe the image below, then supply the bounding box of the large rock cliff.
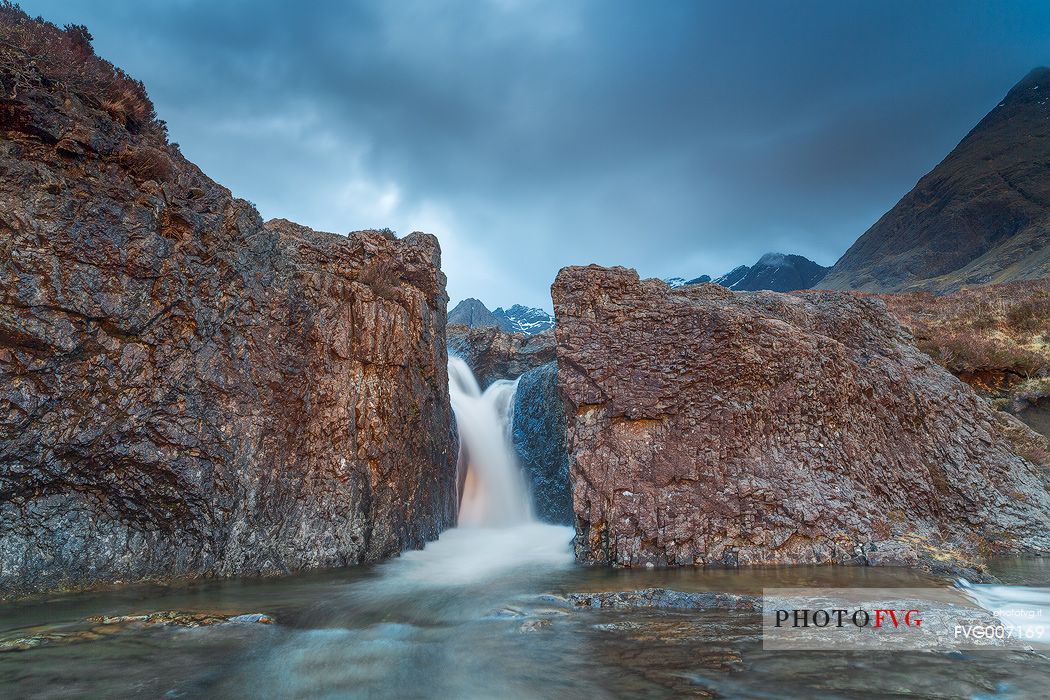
[553,266,1050,572]
[0,13,456,596]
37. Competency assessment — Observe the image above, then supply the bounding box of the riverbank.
[3,525,1049,698]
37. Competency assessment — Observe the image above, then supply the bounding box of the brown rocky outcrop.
[447,324,555,388]
[554,266,1050,572]
[0,11,456,596]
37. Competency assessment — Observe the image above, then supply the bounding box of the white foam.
[379,523,575,587]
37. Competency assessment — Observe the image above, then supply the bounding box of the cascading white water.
[447,356,533,527]
[957,578,1050,644]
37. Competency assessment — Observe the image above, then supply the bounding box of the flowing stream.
[2,362,1050,697]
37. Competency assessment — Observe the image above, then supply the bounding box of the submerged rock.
[565,588,760,611]
[512,362,573,525]
[0,13,457,597]
[86,611,275,627]
[518,618,553,633]
[553,265,1050,571]
[0,611,274,652]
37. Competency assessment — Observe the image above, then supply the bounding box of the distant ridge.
[448,299,553,335]
[493,305,555,334]
[667,253,827,293]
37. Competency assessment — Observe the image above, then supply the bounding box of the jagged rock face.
[821,67,1050,293]
[446,324,555,388]
[511,362,572,525]
[0,21,457,596]
[553,265,1050,571]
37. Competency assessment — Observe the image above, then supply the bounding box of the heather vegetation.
[0,1,164,139]
[876,280,1050,406]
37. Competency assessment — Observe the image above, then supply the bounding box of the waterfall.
[448,357,533,527]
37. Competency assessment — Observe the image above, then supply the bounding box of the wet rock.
[862,540,919,568]
[534,593,572,608]
[0,634,62,653]
[447,324,555,388]
[0,15,457,597]
[565,588,760,611]
[86,611,275,627]
[512,362,573,525]
[592,621,643,632]
[0,611,274,652]
[553,265,1050,571]
[227,613,275,624]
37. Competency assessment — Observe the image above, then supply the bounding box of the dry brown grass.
[0,1,164,138]
[118,144,174,182]
[874,279,1050,393]
[358,259,403,301]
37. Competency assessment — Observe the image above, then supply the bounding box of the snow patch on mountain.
[493,305,555,335]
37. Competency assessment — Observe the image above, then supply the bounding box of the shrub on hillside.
[358,259,402,301]
[1005,296,1050,334]
[934,333,1047,378]
[0,1,164,137]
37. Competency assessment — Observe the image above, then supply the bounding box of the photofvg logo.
[774,607,922,629]
[762,587,1050,651]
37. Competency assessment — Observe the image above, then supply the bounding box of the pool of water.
[3,525,1049,699]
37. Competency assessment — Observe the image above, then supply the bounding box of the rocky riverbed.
[2,525,1049,699]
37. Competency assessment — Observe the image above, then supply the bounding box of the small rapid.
[957,578,1050,642]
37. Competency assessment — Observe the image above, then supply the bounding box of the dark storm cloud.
[18,0,1050,308]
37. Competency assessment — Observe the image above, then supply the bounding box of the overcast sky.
[21,0,1050,310]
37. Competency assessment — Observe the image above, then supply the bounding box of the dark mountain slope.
[821,67,1050,292]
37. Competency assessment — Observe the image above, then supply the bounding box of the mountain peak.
[1007,65,1050,98]
[448,298,500,328]
[712,254,828,292]
[493,305,554,335]
[756,252,788,266]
